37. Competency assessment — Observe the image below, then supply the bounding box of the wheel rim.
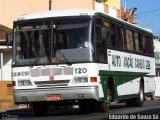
[103,88,111,112]
[140,86,144,101]
[103,99,109,112]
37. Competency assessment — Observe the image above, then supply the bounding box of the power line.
[135,14,160,18]
[136,8,160,15]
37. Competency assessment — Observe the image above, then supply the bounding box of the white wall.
[95,1,118,18]
[108,7,117,18]
[95,2,104,13]
[155,77,160,96]
[0,50,12,81]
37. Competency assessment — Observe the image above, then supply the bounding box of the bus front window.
[14,22,50,66]
[13,19,94,66]
[52,19,93,64]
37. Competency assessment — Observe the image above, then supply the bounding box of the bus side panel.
[155,77,160,97]
[99,70,155,101]
[144,77,156,94]
[116,76,140,100]
[99,75,109,101]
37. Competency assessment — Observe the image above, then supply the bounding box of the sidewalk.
[1,104,30,112]
[0,105,32,119]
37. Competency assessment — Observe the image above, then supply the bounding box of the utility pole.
[124,0,126,12]
[49,0,52,10]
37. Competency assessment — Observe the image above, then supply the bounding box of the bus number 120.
[75,68,87,74]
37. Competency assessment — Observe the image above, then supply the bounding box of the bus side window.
[149,36,154,57]
[125,29,133,51]
[142,35,147,54]
[146,36,149,55]
[138,33,143,53]
[98,27,107,63]
[110,24,116,48]
[143,35,148,55]
[134,32,139,52]
[146,35,153,56]
[115,26,124,50]
[95,19,107,63]
[120,28,126,50]
[139,34,146,54]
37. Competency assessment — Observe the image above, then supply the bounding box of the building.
[52,0,121,18]
[0,0,49,28]
[0,24,12,81]
[0,0,121,28]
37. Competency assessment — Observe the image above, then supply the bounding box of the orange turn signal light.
[90,77,97,82]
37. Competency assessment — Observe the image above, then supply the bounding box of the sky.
[121,0,160,36]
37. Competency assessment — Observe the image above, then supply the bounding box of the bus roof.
[15,9,95,21]
[15,9,152,34]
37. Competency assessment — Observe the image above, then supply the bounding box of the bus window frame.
[93,15,154,58]
[94,17,108,64]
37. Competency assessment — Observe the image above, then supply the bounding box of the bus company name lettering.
[12,71,30,77]
[112,55,151,70]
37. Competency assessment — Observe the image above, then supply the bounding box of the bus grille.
[64,67,73,75]
[30,69,40,77]
[41,68,51,76]
[30,67,73,77]
[34,80,70,87]
[52,68,63,75]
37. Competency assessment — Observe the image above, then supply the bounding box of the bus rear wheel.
[134,82,144,107]
[125,81,144,107]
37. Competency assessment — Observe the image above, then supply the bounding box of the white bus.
[7,9,155,116]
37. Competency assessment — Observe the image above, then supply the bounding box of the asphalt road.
[1,99,160,120]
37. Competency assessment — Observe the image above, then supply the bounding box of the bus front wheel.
[100,85,112,112]
[32,102,48,116]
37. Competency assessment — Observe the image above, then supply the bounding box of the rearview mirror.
[6,32,11,47]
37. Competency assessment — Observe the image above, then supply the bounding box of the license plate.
[46,95,61,101]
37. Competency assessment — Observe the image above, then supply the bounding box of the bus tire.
[134,81,144,107]
[79,100,98,113]
[32,102,48,116]
[100,85,111,113]
[125,81,144,107]
[125,99,134,107]
[151,92,156,100]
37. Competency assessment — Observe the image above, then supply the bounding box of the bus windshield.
[13,19,94,66]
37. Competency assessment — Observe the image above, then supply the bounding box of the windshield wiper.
[30,57,40,67]
[55,49,72,65]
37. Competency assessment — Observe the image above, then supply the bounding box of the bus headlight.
[73,77,88,83]
[18,80,32,86]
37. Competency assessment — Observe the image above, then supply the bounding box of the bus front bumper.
[14,86,99,104]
